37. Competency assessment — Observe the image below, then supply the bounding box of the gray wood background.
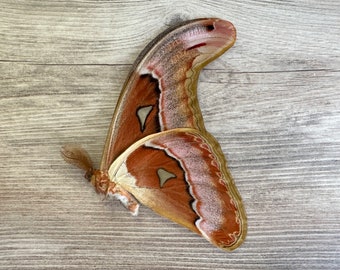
[1,1,339,269]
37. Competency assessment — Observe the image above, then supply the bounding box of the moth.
[61,18,247,251]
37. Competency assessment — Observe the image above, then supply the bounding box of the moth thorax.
[90,170,111,195]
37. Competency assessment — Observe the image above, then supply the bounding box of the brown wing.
[100,18,236,170]
[108,128,246,251]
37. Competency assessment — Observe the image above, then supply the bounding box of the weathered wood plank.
[0,0,339,269]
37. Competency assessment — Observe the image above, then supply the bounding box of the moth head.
[61,144,96,181]
[61,144,112,196]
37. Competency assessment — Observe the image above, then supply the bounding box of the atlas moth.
[61,18,247,251]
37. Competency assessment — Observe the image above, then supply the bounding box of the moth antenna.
[61,144,94,180]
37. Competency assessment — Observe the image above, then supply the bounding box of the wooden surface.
[1,1,339,269]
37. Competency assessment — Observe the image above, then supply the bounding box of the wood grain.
[0,1,339,269]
